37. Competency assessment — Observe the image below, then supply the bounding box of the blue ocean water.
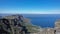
[0,14,60,28]
[23,14,60,28]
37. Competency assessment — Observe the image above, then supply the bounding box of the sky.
[0,0,60,14]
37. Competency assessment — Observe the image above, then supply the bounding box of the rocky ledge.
[0,14,40,34]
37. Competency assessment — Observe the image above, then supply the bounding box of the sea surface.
[23,14,60,28]
[0,14,60,28]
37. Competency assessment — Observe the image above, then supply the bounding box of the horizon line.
[0,12,60,14]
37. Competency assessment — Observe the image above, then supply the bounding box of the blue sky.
[0,0,60,14]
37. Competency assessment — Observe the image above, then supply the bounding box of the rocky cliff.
[0,14,40,34]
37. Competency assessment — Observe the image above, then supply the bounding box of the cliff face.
[0,14,40,34]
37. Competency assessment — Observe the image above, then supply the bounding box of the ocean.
[23,14,60,28]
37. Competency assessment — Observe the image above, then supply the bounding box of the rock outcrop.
[0,14,40,34]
